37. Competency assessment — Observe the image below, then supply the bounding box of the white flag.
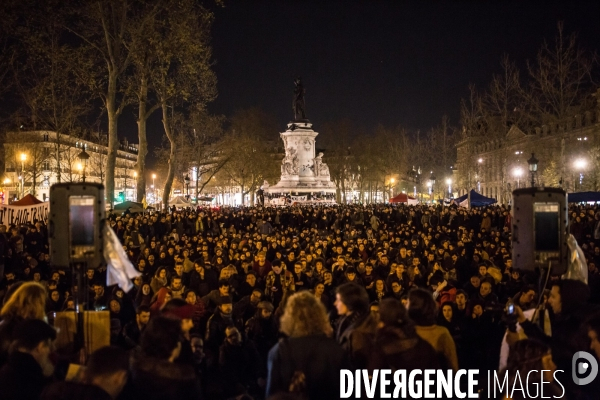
[103,225,141,292]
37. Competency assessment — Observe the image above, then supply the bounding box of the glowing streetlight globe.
[513,167,523,177]
[574,159,587,170]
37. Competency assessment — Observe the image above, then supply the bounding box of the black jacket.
[0,351,47,400]
[266,335,348,399]
[0,316,23,368]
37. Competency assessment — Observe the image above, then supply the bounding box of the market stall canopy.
[389,193,418,204]
[170,196,192,207]
[455,190,497,208]
[113,201,144,214]
[12,194,44,205]
[567,191,600,203]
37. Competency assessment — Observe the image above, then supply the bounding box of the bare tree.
[320,120,354,203]
[69,0,155,207]
[218,108,279,205]
[146,0,217,210]
[526,22,596,123]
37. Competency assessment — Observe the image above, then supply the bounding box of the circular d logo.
[572,351,599,386]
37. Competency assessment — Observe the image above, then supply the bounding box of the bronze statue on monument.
[293,77,306,121]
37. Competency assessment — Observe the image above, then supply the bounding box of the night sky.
[137,0,600,163]
[209,0,600,128]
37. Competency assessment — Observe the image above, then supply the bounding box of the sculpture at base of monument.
[293,77,306,121]
[281,147,299,176]
[313,152,330,177]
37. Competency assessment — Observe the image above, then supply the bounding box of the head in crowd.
[140,316,183,361]
[280,291,332,338]
[407,288,438,326]
[13,319,57,375]
[549,279,590,315]
[83,346,129,398]
[0,282,47,320]
[335,282,369,316]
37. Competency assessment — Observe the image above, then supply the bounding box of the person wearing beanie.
[0,319,56,400]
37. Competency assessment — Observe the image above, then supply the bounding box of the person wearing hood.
[135,283,154,308]
[150,267,169,295]
[149,287,172,315]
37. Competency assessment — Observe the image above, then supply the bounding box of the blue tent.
[567,192,600,203]
[455,189,497,207]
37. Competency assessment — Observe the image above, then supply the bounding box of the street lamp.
[513,167,523,188]
[574,158,587,191]
[184,174,191,200]
[429,172,436,201]
[77,149,90,183]
[476,158,483,193]
[527,153,538,188]
[446,178,452,197]
[152,174,157,205]
[20,153,26,198]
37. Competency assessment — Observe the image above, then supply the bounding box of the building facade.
[455,108,600,204]
[0,130,137,203]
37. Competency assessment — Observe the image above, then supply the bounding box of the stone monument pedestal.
[264,120,336,199]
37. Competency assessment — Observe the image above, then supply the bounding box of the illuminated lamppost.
[77,149,90,183]
[429,172,436,201]
[184,174,190,200]
[152,173,157,205]
[20,153,26,198]
[574,158,587,192]
[513,167,523,189]
[446,178,452,197]
[527,153,538,188]
[475,158,483,193]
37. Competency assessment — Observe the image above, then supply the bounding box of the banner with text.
[0,203,49,226]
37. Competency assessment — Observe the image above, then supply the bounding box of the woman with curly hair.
[0,282,47,367]
[266,291,347,399]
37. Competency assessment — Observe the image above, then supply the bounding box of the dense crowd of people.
[1,203,600,399]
